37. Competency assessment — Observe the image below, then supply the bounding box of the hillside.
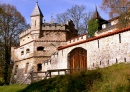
[1,63,130,92]
[18,63,130,92]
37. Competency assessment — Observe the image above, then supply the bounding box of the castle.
[11,2,130,84]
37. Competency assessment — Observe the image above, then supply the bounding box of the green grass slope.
[1,63,130,92]
[0,84,27,92]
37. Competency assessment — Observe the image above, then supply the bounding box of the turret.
[30,2,43,38]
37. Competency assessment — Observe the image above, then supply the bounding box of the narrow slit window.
[35,20,36,26]
[100,61,101,65]
[108,60,109,65]
[119,34,121,43]
[93,63,94,67]
[116,58,118,63]
[98,40,99,48]
[124,58,126,62]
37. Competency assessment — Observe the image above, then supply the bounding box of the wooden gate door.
[68,48,87,73]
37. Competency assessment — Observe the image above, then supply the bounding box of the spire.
[31,2,43,17]
[92,5,103,19]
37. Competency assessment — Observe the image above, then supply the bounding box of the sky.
[0,0,109,24]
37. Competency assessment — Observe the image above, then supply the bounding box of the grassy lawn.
[1,63,130,92]
[0,84,27,92]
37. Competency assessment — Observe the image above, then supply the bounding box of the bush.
[19,70,102,92]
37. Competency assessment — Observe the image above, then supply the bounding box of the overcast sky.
[1,0,109,24]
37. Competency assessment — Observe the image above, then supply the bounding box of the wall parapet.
[58,26,130,50]
[20,28,31,38]
[67,33,87,45]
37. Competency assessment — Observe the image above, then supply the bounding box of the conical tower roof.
[92,6,108,24]
[31,2,43,17]
[92,6,104,20]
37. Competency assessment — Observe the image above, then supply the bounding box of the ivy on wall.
[88,19,100,37]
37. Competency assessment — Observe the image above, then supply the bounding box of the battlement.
[67,34,87,45]
[20,28,31,38]
[42,23,66,30]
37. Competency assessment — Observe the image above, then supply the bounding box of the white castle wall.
[46,29,130,70]
[67,34,87,45]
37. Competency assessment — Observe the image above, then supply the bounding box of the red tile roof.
[58,26,130,50]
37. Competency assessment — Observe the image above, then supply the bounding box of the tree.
[0,3,28,84]
[56,5,93,34]
[88,19,100,37]
[56,12,69,24]
[100,0,130,28]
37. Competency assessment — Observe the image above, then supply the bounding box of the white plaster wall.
[20,34,34,46]
[95,28,118,36]
[14,42,34,61]
[111,19,118,25]
[51,29,130,71]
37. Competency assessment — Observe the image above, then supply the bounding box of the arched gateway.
[68,47,87,73]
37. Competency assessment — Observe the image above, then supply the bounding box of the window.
[21,51,24,55]
[124,58,126,62]
[98,40,99,48]
[26,49,30,54]
[14,65,18,75]
[35,20,36,26]
[100,61,101,65]
[37,46,44,51]
[119,34,121,43]
[116,58,118,63]
[108,60,109,65]
[37,63,42,71]
[25,63,29,74]
[93,63,94,67]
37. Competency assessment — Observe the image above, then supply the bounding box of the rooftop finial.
[95,5,97,12]
[50,13,54,24]
[36,0,38,3]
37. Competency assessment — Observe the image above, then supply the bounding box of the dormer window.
[26,49,30,54]
[37,46,44,51]
[21,51,24,55]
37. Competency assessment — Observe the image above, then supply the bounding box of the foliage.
[100,0,130,28]
[1,64,130,92]
[88,19,100,37]
[56,5,93,34]
[0,3,28,84]
[19,70,101,92]
[90,63,130,92]
[100,0,129,18]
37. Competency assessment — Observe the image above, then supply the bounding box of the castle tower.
[92,6,108,30]
[30,2,43,38]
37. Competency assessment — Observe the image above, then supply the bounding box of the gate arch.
[68,47,87,72]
